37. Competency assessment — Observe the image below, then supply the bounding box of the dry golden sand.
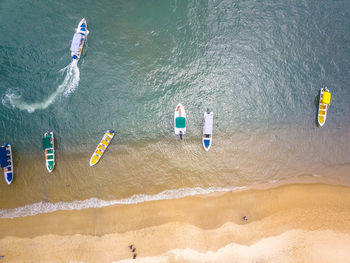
[1,183,350,262]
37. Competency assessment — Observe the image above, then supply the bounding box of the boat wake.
[3,60,80,113]
[0,186,244,219]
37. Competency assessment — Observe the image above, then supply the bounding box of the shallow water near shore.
[1,0,350,216]
[0,125,349,217]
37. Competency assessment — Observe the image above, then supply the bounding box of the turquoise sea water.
[1,0,350,214]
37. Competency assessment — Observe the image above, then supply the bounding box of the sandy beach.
[0,182,350,262]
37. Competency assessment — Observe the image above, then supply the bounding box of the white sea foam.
[0,186,244,219]
[113,230,350,263]
[4,60,80,113]
[113,234,287,263]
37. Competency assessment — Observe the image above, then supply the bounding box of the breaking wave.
[0,186,244,219]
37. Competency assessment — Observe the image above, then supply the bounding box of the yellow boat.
[89,130,115,166]
[317,88,331,127]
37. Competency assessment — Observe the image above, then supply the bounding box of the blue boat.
[70,18,89,60]
[0,144,14,184]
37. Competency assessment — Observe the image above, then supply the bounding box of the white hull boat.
[70,18,89,60]
[174,104,186,139]
[202,110,213,151]
[42,131,55,173]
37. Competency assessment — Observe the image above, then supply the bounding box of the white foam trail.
[0,186,245,219]
[5,60,80,113]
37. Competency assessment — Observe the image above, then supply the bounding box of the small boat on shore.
[70,18,89,60]
[318,88,331,127]
[202,109,213,151]
[90,130,115,166]
[174,104,186,140]
[0,143,14,184]
[42,131,55,172]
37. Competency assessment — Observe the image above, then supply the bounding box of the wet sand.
[2,125,350,211]
[1,182,350,262]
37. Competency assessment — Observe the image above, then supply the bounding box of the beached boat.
[318,88,331,127]
[89,130,115,166]
[0,143,14,184]
[42,131,55,172]
[174,104,186,139]
[202,109,213,151]
[70,18,89,60]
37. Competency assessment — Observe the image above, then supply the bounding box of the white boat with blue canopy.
[174,104,186,140]
[202,110,213,151]
[0,143,14,184]
[70,18,89,60]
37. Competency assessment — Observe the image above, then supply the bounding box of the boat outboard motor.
[179,131,183,140]
[207,108,210,114]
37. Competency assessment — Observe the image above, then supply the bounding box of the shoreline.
[1,182,350,262]
[1,125,350,211]
[0,172,349,219]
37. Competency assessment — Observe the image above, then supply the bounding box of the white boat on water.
[318,88,331,127]
[0,143,14,184]
[89,130,115,166]
[70,18,89,60]
[174,104,186,139]
[202,109,213,151]
[42,131,55,173]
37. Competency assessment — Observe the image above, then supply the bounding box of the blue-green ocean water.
[1,0,350,214]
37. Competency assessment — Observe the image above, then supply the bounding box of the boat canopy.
[203,114,213,134]
[70,33,82,52]
[42,137,52,150]
[0,147,8,168]
[322,91,331,105]
[176,117,186,128]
